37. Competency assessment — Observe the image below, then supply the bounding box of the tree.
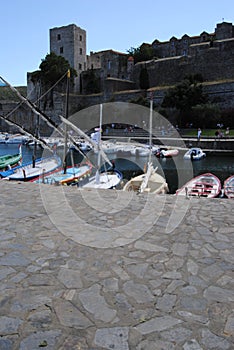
[139,65,149,90]
[161,75,208,126]
[31,52,77,89]
[127,43,154,63]
[31,52,77,109]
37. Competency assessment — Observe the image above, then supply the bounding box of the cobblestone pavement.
[0,181,233,350]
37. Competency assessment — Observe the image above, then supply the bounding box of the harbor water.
[1,143,233,194]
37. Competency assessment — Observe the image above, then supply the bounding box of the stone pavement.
[0,181,234,350]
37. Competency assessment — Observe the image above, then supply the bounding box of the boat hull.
[224,175,234,198]
[33,163,92,185]
[0,156,61,181]
[176,173,221,198]
[81,169,123,189]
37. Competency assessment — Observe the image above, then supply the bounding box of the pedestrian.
[197,128,202,141]
[225,127,230,139]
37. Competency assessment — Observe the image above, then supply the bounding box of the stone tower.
[50,24,87,92]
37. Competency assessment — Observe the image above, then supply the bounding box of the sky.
[1,0,233,86]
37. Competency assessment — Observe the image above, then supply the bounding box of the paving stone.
[224,314,234,336]
[135,316,183,334]
[19,330,62,350]
[57,267,83,288]
[0,316,23,335]
[201,329,231,349]
[183,339,203,350]
[123,280,154,303]
[79,284,117,322]
[53,300,92,328]
[94,327,129,350]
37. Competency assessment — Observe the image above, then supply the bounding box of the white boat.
[224,175,234,198]
[184,148,206,160]
[4,133,30,144]
[0,155,62,181]
[176,173,221,198]
[123,99,168,194]
[81,104,123,190]
[81,168,122,189]
[130,146,150,157]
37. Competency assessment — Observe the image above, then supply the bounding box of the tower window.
[60,47,63,54]
[80,35,82,41]
[79,63,82,70]
[80,48,82,55]
[57,34,61,41]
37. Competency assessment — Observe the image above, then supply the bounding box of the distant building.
[50,24,87,92]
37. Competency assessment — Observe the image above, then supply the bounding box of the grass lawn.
[181,129,234,137]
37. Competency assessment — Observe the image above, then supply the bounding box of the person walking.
[197,128,202,141]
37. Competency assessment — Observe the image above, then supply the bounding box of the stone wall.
[133,38,234,88]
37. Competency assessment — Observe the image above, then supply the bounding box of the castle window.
[108,60,111,70]
[60,47,63,54]
[79,63,82,70]
[80,35,82,41]
[57,34,61,41]
[80,48,82,55]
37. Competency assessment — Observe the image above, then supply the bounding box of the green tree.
[31,52,77,109]
[127,43,154,63]
[139,65,149,90]
[31,52,77,89]
[162,75,208,125]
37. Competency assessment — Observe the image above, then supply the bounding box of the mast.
[148,97,153,164]
[33,79,41,167]
[63,70,70,174]
[95,103,103,184]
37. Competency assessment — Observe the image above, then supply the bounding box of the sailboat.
[123,99,168,194]
[0,144,22,171]
[81,104,123,190]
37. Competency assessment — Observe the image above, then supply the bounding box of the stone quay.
[0,181,233,349]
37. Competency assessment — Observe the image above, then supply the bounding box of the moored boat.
[32,162,92,185]
[123,99,168,195]
[155,148,179,158]
[184,147,206,160]
[0,155,62,181]
[81,168,123,189]
[224,175,234,198]
[123,162,168,194]
[0,145,22,170]
[176,173,221,198]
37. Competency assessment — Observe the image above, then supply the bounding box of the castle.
[27,21,234,97]
[1,21,233,134]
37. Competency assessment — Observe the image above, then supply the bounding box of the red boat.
[224,175,234,198]
[155,148,179,158]
[176,173,221,198]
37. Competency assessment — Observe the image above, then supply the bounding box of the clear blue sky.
[1,0,233,86]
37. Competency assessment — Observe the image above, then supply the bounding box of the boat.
[176,173,221,198]
[81,167,122,189]
[0,155,62,181]
[155,148,179,158]
[123,99,168,194]
[130,146,150,157]
[4,133,29,144]
[123,162,168,194]
[80,104,123,190]
[184,148,206,160]
[32,162,92,186]
[224,175,234,198]
[0,145,22,171]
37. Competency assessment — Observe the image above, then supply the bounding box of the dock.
[0,181,234,349]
